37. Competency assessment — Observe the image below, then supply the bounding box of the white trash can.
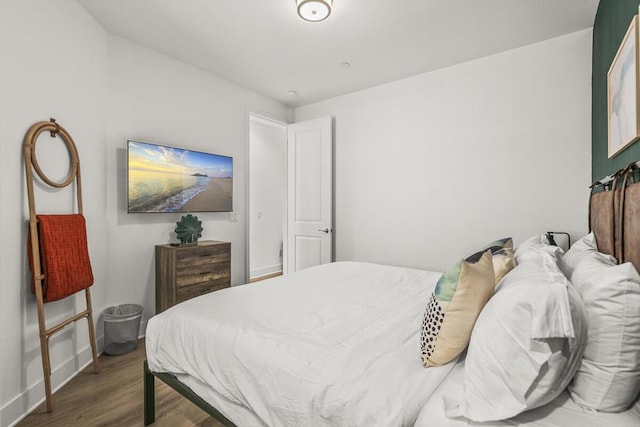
[103,304,143,356]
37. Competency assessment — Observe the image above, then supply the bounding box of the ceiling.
[77,0,600,108]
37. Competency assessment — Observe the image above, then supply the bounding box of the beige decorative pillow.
[420,249,495,367]
[483,237,515,284]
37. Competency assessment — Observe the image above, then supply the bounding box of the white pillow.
[568,251,640,412]
[514,234,564,265]
[558,232,597,278]
[443,257,587,422]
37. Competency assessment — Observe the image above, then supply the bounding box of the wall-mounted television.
[127,140,233,213]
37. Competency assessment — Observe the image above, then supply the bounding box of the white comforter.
[146,261,455,426]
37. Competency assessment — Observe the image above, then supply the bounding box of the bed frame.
[143,360,236,426]
[143,161,640,426]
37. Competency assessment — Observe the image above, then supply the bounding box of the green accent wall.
[593,0,640,181]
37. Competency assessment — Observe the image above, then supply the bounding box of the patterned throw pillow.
[483,237,515,285]
[421,249,495,367]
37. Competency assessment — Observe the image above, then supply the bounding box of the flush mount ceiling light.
[297,0,332,22]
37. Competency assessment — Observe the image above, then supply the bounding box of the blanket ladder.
[24,118,99,412]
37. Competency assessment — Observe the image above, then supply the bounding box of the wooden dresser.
[155,240,231,313]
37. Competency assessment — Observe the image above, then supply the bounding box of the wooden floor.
[18,339,224,427]
[248,271,282,283]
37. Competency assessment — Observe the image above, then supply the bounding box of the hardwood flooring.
[17,339,224,427]
[248,271,282,283]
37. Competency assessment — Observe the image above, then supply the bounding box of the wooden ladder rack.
[23,118,99,412]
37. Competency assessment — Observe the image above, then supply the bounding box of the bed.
[145,261,456,425]
[144,162,640,426]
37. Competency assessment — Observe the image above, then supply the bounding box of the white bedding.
[146,261,455,426]
[415,357,640,427]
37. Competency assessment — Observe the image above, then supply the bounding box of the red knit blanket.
[28,214,94,302]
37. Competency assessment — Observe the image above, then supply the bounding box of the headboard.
[589,162,640,273]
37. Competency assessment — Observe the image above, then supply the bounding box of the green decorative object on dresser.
[175,214,203,246]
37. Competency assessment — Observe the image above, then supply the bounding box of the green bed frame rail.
[143,360,237,426]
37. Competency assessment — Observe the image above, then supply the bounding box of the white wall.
[249,118,286,278]
[105,35,291,329]
[0,2,291,425]
[295,29,593,272]
[0,1,108,425]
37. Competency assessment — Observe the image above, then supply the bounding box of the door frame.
[246,112,289,284]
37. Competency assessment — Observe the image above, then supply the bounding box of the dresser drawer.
[176,268,231,287]
[176,278,230,303]
[176,251,230,273]
[176,243,229,261]
[176,253,231,274]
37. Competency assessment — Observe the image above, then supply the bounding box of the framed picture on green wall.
[608,15,640,158]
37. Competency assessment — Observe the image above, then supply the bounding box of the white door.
[285,116,333,273]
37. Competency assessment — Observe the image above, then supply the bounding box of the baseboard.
[249,264,283,279]
[2,319,148,427]
[2,335,104,427]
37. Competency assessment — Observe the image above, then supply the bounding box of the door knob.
[318,228,330,234]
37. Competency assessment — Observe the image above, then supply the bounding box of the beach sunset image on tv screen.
[127,140,233,213]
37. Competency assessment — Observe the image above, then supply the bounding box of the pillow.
[483,237,515,284]
[420,249,494,367]
[514,234,563,265]
[558,232,597,278]
[443,256,587,422]
[568,251,640,412]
